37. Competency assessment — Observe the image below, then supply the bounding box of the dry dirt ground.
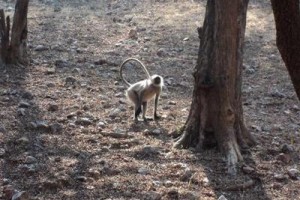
[0,0,300,199]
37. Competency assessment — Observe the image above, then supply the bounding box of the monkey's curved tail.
[119,58,151,86]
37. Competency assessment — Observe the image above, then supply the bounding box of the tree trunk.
[0,0,29,66]
[270,0,300,100]
[174,0,255,175]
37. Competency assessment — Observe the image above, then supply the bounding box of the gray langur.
[120,58,164,121]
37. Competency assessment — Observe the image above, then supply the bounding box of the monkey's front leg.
[153,95,161,120]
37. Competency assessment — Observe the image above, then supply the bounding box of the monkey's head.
[151,75,164,87]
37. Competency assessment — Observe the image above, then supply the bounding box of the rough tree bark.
[0,0,29,66]
[173,0,256,174]
[270,0,300,100]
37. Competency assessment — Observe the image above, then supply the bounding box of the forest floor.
[0,0,300,199]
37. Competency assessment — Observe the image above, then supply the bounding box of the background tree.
[174,0,256,174]
[0,0,29,66]
[271,0,300,100]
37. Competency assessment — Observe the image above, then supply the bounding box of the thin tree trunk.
[174,0,255,175]
[270,0,300,100]
[0,0,29,65]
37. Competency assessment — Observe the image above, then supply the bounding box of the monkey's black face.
[154,76,161,85]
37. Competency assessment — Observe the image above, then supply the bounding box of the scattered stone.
[242,165,255,174]
[281,144,294,153]
[202,177,210,186]
[22,92,34,100]
[12,191,29,200]
[34,45,49,51]
[108,128,130,139]
[65,76,77,85]
[97,121,106,128]
[109,108,121,118]
[75,176,87,182]
[218,195,228,200]
[75,118,93,126]
[45,68,56,75]
[141,146,160,156]
[183,37,189,41]
[276,153,291,164]
[115,92,123,97]
[138,167,149,175]
[128,29,138,39]
[272,182,282,190]
[287,168,299,180]
[36,120,50,130]
[17,108,26,116]
[144,191,161,200]
[46,82,56,87]
[18,164,37,174]
[16,137,29,145]
[54,6,61,12]
[274,173,287,182]
[50,123,63,134]
[152,128,161,135]
[24,156,37,164]
[54,157,61,162]
[270,91,286,98]
[157,48,167,57]
[42,180,62,190]
[168,101,177,105]
[48,103,59,112]
[55,59,71,68]
[0,148,6,157]
[180,169,193,182]
[0,125,6,133]
[19,101,31,108]
[119,98,127,104]
[94,59,107,65]
[3,178,10,185]
[87,169,101,180]
[166,189,179,199]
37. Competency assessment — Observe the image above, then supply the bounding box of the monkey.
[119,58,164,121]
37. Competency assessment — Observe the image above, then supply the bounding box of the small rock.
[0,125,6,133]
[48,103,59,112]
[0,148,6,157]
[168,101,177,105]
[287,168,299,180]
[276,153,291,164]
[218,195,228,200]
[55,59,71,68]
[109,108,121,118]
[157,48,167,57]
[144,191,161,200]
[19,101,31,108]
[65,76,77,85]
[242,165,255,174]
[3,178,10,185]
[202,177,210,186]
[141,146,160,156]
[45,68,56,75]
[54,6,61,12]
[36,120,50,130]
[12,191,29,200]
[270,91,286,98]
[87,169,101,180]
[22,92,34,100]
[115,92,123,97]
[138,167,149,175]
[42,180,61,190]
[34,45,49,51]
[75,176,87,182]
[16,137,29,145]
[164,180,173,187]
[152,128,161,135]
[281,144,294,153]
[75,118,93,126]
[119,98,127,104]
[167,189,179,199]
[46,82,56,87]
[272,182,282,190]
[24,156,37,164]
[128,29,138,39]
[54,157,61,162]
[274,173,287,182]
[180,169,193,182]
[183,37,189,41]
[50,123,63,134]
[17,108,26,116]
